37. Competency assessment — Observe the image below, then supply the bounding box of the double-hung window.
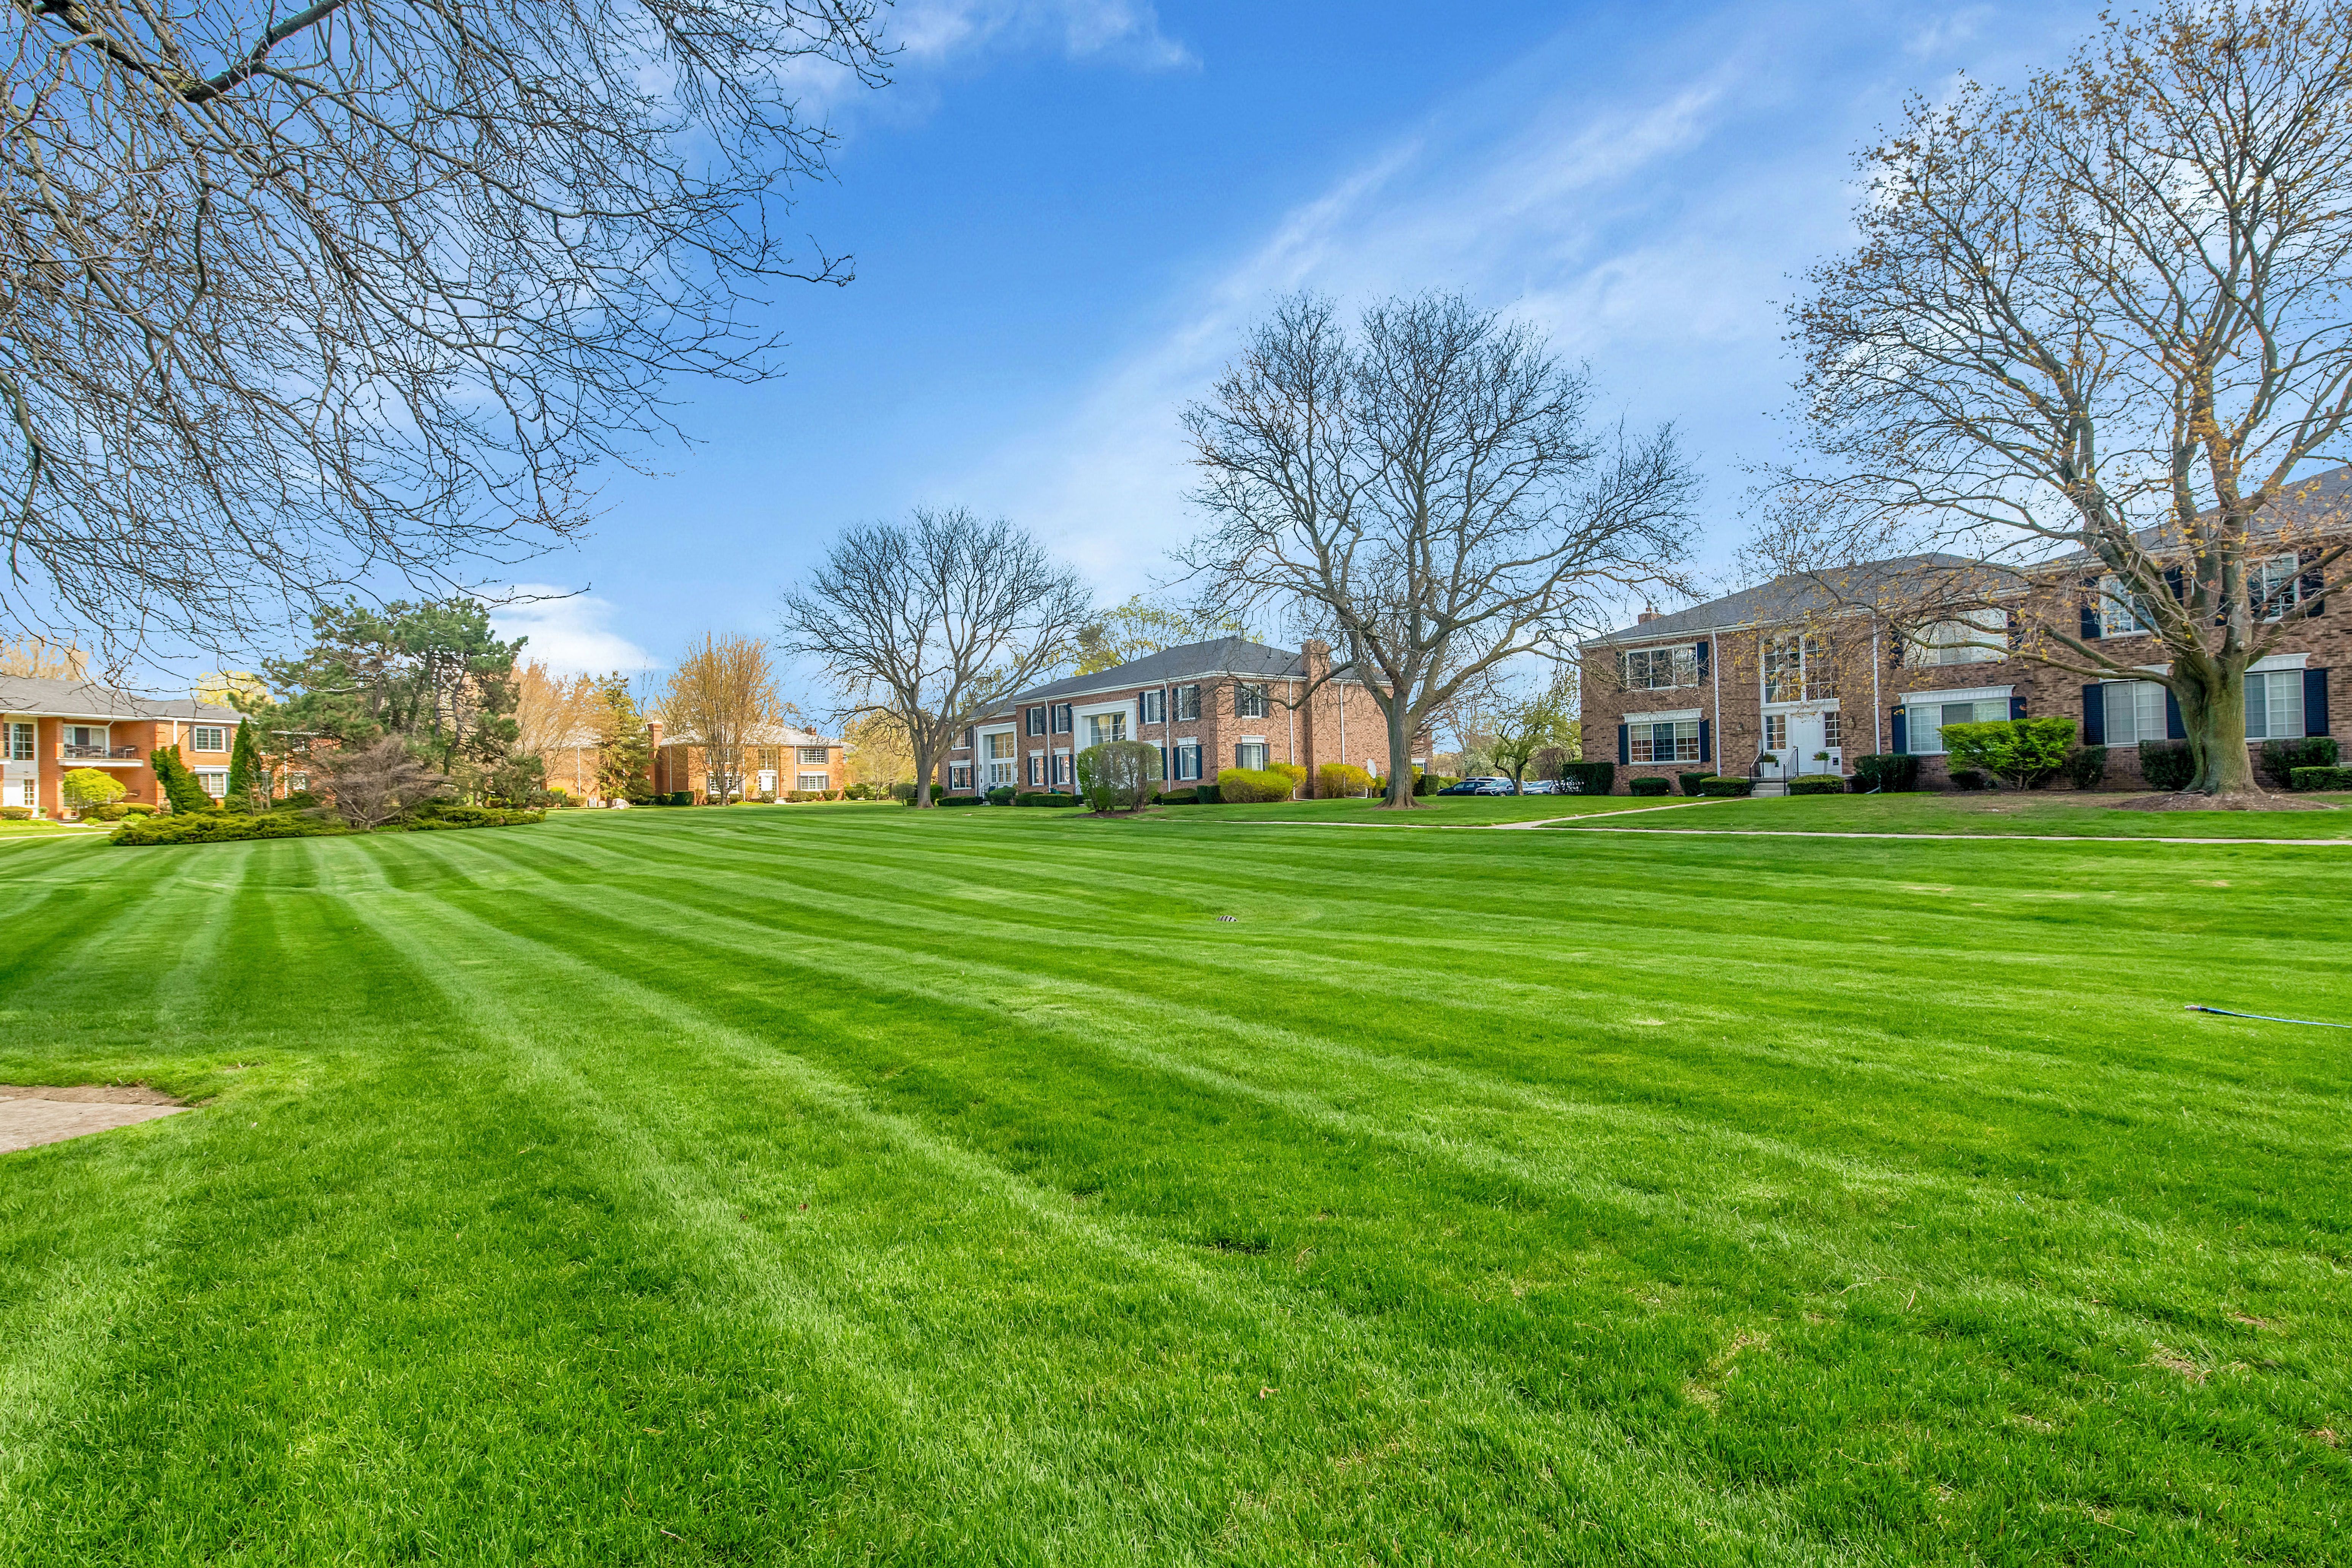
[1620,646,1696,690]
[1173,743,1201,781]
[1911,610,2007,666]
[1051,704,1073,735]
[1084,712,1126,747]
[1139,688,1166,724]
[2098,681,2170,747]
[1027,754,1044,787]
[798,772,830,792]
[4,723,32,761]
[1628,719,1701,763]
[2244,670,2307,739]
[985,732,1016,787]
[2249,553,2305,621]
[949,762,973,790]
[1174,684,1201,722]
[1234,683,1269,719]
[1051,752,1071,787]
[1908,696,2013,754]
[190,725,226,753]
[1235,741,1269,771]
[1764,635,1834,702]
[2097,575,2155,637]
[797,746,828,765]
[1026,706,1047,737]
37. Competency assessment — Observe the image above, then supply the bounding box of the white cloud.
[894,0,1192,71]
[488,586,657,676]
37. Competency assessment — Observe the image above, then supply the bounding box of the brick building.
[943,636,1427,796]
[0,676,246,818]
[1581,517,2343,793]
[648,721,847,801]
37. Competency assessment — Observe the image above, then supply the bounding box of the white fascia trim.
[1897,683,2014,705]
[1625,708,1702,723]
[2251,652,2312,672]
[1759,698,1840,713]
[1173,736,1198,747]
[1238,734,1266,743]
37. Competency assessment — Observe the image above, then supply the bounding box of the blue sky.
[492,0,2109,684]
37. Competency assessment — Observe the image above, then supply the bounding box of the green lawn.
[2,805,2347,1565]
[1540,790,2352,839]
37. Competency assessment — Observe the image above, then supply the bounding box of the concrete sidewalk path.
[0,1085,185,1154]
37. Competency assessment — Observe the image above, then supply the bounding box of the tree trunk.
[2174,664,2262,795]
[1381,702,1417,809]
[909,738,937,808]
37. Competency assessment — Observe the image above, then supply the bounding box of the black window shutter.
[2080,588,2102,640]
[2305,668,2330,736]
[2009,696,2028,721]
[1698,718,1712,764]
[2301,548,2327,617]
[2164,687,2186,740]
[1891,708,1908,754]
[1694,640,1710,681]
[2163,566,2186,603]
[2082,684,2105,745]
[1616,723,1629,765]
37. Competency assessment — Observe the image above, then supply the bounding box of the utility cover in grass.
[0,1084,184,1153]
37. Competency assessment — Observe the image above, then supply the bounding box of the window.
[1821,712,1841,748]
[797,746,828,765]
[1174,742,1201,781]
[2098,575,2154,637]
[986,762,1015,787]
[1234,683,1269,718]
[1175,684,1201,722]
[1026,707,1046,736]
[2249,552,2304,620]
[1052,704,1073,734]
[1620,646,1697,690]
[986,733,1013,760]
[955,727,974,751]
[1051,752,1071,787]
[1235,741,1269,770]
[1629,720,1701,763]
[798,772,831,792]
[195,770,228,798]
[1764,635,1833,702]
[1140,688,1166,724]
[4,723,31,761]
[1764,714,1786,750]
[1911,610,2007,666]
[949,763,973,790]
[18,778,35,807]
[2245,670,2306,740]
[190,726,226,752]
[1027,754,1044,787]
[1085,712,1127,747]
[1908,697,2012,754]
[286,772,310,794]
[2098,681,2169,747]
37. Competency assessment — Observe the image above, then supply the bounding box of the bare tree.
[513,659,601,798]
[661,634,779,803]
[319,736,445,830]
[3,1,888,665]
[1763,0,2352,800]
[780,507,1089,809]
[1181,292,1699,807]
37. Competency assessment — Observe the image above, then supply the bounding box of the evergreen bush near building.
[1940,717,2077,790]
[2138,740,2196,792]
[61,767,126,814]
[1696,776,1753,797]
[1015,792,1081,807]
[225,722,264,811]
[2289,765,2352,791]
[1850,753,1921,792]
[2258,737,2338,790]
[149,746,217,814]
[1628,777,1671,797]
[1315,763,1375,798]
[1215,767,1296,805]
[1677,772,1710,796]
[2065,746,2109,791]
[1787,776,1845,795]
[1554,762,1615,795]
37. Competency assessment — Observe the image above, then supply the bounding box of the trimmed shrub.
[81,802,132,821]
[1195,782,1223,805]
[2138,740,2196,792]
[1628,776,1672,797]
[2259,736,2339,790]
[0,806,31,820]
[1269,761,1306,790]
[669,790,695,806]
[401,805,544,830]
[890,782,947,805]
[1412,769,1435,797]
[122,803,156,816]
[149,745,217,815]
[1316,762,1375,798]
[1697,776,1753,797]
[1153,788,1197,805]
[2290,765,2352,791]
[1078,740,1164,812]
[2065,746,2109,791]
[934,793,987,807]
[1787,776,1844,796]
[1940,716,2077,789]
[1216,767,1296,804]
[1850,753,1920,793]
[1677,772,1710,797]
[1950,769,1988,791]
[1016,792,1082,807]
[112,811,351,846]
[984,785,1017,806]
[63,767,127,814]
[1555,761,1615,796]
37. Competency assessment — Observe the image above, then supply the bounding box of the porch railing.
[60,744,140,760]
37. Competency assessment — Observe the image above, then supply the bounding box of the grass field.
[2,803,2347,1565]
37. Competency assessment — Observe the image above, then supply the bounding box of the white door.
[758,770,776,796]
[1786,711,1841,775]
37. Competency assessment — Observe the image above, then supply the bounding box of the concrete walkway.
[0,1085,185,1154]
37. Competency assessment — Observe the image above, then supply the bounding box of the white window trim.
[1897,683,2014,705]
[1626,708,1702,724]
[1237,733,1266,743]
[2250,652,2311,672]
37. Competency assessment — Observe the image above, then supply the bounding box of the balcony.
[60,744,141,761]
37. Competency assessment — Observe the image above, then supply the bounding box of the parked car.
[1437,776,1517,796]
[1517,778,1560,795]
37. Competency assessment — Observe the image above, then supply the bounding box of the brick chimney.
[1636,607,1661,625]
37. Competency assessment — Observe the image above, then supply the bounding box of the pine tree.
[151,746,216,815]
[224,723,264,813]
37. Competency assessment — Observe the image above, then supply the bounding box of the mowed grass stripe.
[327,854,1867,1565]
[388,819,2348,1559]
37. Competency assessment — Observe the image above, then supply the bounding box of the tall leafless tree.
[661,632,779,803]
[4,1,888,665]
[779,507,1089,809]
[1180,291,1699,807]
[1761,0,2352,799]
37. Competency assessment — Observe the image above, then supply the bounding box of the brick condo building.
[943,637,1428,796]
[648,721,847,801]
[1581,487,2346,793]
[0,676,247,818]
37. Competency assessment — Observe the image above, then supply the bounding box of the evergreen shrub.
[2289,765,2352,791]
[2137,740,2196,792]
[1628,777,1671,796]
[1850,753,1920,792]
[1787,776,1844,796]
[2260,737,2339,789]
[1555,762,1615,795]
[1697,776,1753,797]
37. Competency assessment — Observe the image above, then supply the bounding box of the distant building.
[648,721,847,800]
[0,677,246,817]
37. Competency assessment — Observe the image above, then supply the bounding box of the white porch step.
[1750,781,1789,798]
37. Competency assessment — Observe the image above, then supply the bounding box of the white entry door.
[1786,711,1841,775]
[758,770,777,796]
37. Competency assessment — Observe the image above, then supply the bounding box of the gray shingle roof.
[1589,554,2016,644]
[0,675,243,723]
[1004,637,1314,707]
